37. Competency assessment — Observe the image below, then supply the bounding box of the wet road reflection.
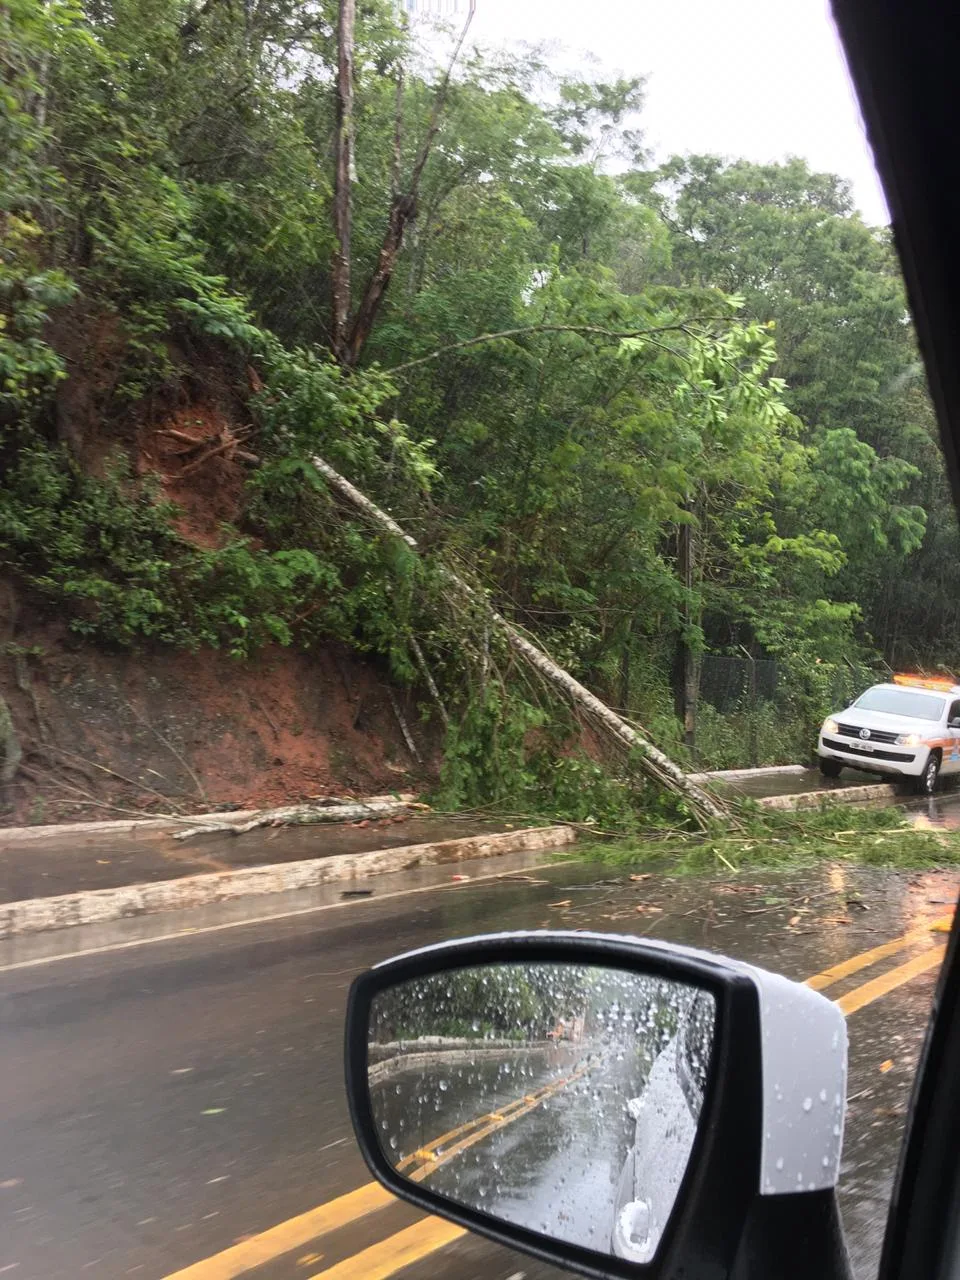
[905,789,960,830]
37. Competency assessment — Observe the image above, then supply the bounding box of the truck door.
[946,699,960,773]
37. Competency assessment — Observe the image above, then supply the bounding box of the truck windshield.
[854,687,946,721]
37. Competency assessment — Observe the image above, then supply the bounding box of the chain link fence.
[694,654,888,768]
[699,654,777,713]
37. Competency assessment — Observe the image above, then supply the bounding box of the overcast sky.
[462,0,889,226]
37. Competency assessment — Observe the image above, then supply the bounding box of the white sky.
[465,0,889,225]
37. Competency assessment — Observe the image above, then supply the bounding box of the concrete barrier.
[686,765,809,784]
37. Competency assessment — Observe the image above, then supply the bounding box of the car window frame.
[831,2,960,1277]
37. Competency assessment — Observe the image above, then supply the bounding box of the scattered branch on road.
[581,804,960,876]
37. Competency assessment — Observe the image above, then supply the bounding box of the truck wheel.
[918,752,941,795]
[818,757,842,779]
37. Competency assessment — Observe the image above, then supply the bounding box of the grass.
[572,804,960,877]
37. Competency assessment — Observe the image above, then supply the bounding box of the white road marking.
[0,861,578,974]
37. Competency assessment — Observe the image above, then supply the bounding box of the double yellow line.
[806,915,950,1012]
[164,913,953,1280]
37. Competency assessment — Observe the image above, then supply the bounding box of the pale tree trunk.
[331,0,355,361]
[308,456,729,826]
[411,635,450,729]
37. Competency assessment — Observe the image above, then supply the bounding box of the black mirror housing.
[344,931,848,1279]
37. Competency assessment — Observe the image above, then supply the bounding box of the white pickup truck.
[818,674,960,794]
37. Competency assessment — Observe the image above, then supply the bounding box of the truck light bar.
[892,673,959,692]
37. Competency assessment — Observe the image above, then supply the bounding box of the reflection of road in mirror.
[368,963,715,1261]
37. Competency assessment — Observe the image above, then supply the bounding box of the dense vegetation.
[3,0,957,811]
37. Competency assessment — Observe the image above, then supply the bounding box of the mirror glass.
[367,961,715,1263]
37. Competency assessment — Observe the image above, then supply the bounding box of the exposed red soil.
[0,592,437,828]
[2,341,438,827]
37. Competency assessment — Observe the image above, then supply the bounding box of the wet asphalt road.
[0,838,956,1280]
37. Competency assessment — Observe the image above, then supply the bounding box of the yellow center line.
[836,945,947,1017]
[160,1183,394,1280]
[805,914,952,991]
[396,1093,533,1172]
[163,917,954,1280]
[398,1066,587,1177]
[306,1218,467,1280]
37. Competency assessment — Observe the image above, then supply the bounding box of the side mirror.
[344,932,849,1279]
[950,716,960,729]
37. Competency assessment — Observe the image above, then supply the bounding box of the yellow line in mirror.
[395,1092,533,1172]
[405,1064,591,1184]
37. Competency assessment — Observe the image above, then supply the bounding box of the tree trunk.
[337,0,475,368]
[344,193,415,366]
[331,0,356,361]
[309,455,729,826]
[0,692,22,790]
[619,618,633,713]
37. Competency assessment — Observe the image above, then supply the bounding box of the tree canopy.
[2,0,956,794]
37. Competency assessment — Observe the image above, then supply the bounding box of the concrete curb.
[0,794,417,849]
[0,825,576,939]
[758,783,899,811]
[687,765,809,784]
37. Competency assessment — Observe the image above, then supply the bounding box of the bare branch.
[384,319,728,374]
[391,60,405,200]
[407,0,476,198]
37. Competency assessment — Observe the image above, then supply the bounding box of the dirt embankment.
[0,323,445,827]
[0,599,434,827]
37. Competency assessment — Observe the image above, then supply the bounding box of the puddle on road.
[903,792,960,831]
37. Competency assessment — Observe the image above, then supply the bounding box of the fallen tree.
[309,456,729,828]
[173,796,424,841]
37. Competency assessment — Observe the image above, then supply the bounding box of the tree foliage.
[2,0,956,794]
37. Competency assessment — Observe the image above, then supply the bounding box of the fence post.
[739,644,758,768]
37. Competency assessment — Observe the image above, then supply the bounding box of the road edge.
[0,825,576,938]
